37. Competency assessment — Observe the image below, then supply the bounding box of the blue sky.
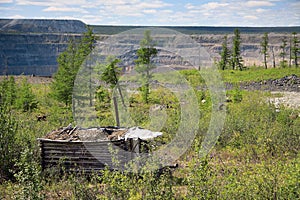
[0,0,299,26]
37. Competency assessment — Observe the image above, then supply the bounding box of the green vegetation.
[232,28,243,71]
[218,29,299,70]
[50,27,96,106]
[220,67,300,83]
[280,37,288,68]
[291,32,299,68]
[1,28,300,199]
[180,67,300,84]
[261,32,269,69]
[1,65,299,199]
[135,30,158,104]
[219,35,230,70]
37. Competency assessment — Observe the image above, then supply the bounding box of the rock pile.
[270,74,300,88]
[230,74,300,92]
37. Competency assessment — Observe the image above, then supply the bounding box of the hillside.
[90,25,300,35]
[0,19,299,76]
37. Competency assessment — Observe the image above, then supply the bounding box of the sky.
[0,0,299,26]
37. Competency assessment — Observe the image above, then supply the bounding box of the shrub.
[0,105,18,181]
[13,148,44,199]
[15,77,38,112]
[0,76,17,107]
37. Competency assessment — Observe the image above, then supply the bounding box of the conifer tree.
[232,28,243,70]
[280,38,287,67]
[219,35,230,70]
[261,32,269,69]
[51,27,96,106]
[135,30,157,104]
[291,32,299,68]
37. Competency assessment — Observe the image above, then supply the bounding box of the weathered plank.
[38,138,139,173]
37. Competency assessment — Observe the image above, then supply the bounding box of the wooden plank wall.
[38,139,136,173]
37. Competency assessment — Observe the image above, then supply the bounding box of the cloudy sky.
[0,0,299,26]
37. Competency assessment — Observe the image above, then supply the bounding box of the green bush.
[13,148,44,200]
[15,77,38,112]
[0,76,17,107]
[0,105,18,181]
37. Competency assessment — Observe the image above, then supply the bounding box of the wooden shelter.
[38,126,162,173]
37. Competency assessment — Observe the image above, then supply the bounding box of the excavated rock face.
[191,33,294,67]
[0,19,87,76]
[0,19,86,33]
[0,19,299,76]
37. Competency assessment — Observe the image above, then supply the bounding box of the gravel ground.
[269,91,300,110]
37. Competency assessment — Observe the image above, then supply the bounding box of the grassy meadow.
[0,67,300,199]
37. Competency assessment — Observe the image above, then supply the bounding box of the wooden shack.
[38,126,162,173]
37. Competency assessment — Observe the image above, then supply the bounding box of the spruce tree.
[219,35,230,70]
[51,27,96,106]
[232,28,243,70]
[280,38,287,68]
[260,32,269,69]
[291,32,299,68]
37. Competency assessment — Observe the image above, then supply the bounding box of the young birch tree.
[135,30,158,104]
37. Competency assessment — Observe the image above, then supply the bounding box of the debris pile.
[225,74,300,92]
[42,124,162,142]
[270,74,300,88]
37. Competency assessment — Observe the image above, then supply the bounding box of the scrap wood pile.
[43,124,127,141]
[42,124,163,142]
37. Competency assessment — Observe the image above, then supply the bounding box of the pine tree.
[232,28,243,70]
[260,32,269,69]
[135,30,157,104]
[219,35,230,70]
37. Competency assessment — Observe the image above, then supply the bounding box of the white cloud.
[95,0,171,18]
[244,15,258,20]
[185,3,195,10]
[256,8,267,13]
[3,0,299,26]
[16,0,60,6]
[138,1,171,9]
[52,15,82,21]
[201,2,229,10]
[143,9,157,14]
[0,0,13,3]
[172,0,299,26]
[0,6,13,10]
[16,0,88,6]
[161,9,173,14]
[81,14,104,24]
[8,14,25,18]
[245,1,274,7]
[43,6,89,14]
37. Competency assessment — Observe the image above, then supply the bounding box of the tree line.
[52,28,157,107]
[218,29,299,70]
[52,28,299,107]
